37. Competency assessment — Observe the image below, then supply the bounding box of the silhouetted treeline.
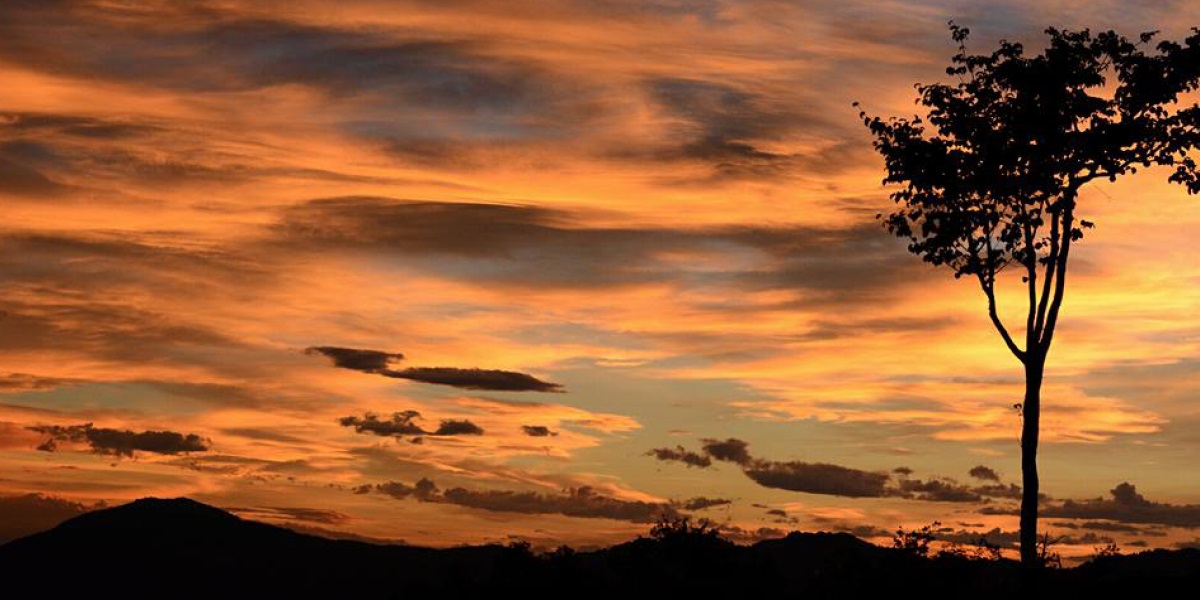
[0,498,1196,599]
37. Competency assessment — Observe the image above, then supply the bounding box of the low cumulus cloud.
[306,345,563,392]
[935,527,1021,549]
[338,411,426,437]
[969,465,1001,482]
[28,423,210,457]
[649,439,1026,502]
[370,478,440,501]
[700,438,753,466]
[744,460,890,498]
[892,478,982,503]
[649,436,890,498]
[932,525,1110,550]
[822,522,894,539]
[646,445,712,468]
[439,486,675,523]
[338,411,484,439]
[433,419,485,436]
[1042,482,1200,528]
[681,497,732,511]
[361,478,683,523]
[973,483,1024,500]
[521,425,557,437]
[716,524,789,544]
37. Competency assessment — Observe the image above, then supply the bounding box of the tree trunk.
[1019,353,1045,567]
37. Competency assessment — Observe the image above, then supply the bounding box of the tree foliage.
[859,24,1200,361]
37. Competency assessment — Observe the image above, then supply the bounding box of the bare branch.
[977,273,1026,362]
[1023,211,1038,350]
[1040,195,1078,351]
[1033,202,1061,346]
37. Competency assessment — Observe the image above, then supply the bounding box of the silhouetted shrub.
[1036,533,1063,569]
[649,515,723,541]
[544,544,576,561]
[1090,542,1121,561]
[937,538,1004,562]
[892,521,939,557]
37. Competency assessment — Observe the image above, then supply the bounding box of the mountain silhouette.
[2,497,1198,599]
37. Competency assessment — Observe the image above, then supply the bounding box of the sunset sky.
[4,0,1200,558]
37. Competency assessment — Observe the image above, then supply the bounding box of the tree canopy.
[859,24,1200,361]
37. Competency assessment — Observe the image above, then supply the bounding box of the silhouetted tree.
[859,24,1200,567]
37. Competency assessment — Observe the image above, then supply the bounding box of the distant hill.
[2,497,1198,599]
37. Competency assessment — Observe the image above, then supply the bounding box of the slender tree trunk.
[1019,352,1045,567]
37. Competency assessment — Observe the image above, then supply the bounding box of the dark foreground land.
[1,498,1196,599]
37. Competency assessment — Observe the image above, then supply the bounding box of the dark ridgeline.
[858,24,1200,566]
[1,498,1198,599]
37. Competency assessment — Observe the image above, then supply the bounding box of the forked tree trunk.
[1019,353,1045,567]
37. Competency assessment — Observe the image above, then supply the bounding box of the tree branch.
[1023,211,1038,351]
[1033,200,1061,345]
[1040,192,1077,351]
[977,272,1026,362]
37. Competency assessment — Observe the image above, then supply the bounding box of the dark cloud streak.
[384,367,563,392]
[28,423,210,457]
[338,412,484,438]
[275,197,920,301]
[304,346,404,372]
[306,344,563,392]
